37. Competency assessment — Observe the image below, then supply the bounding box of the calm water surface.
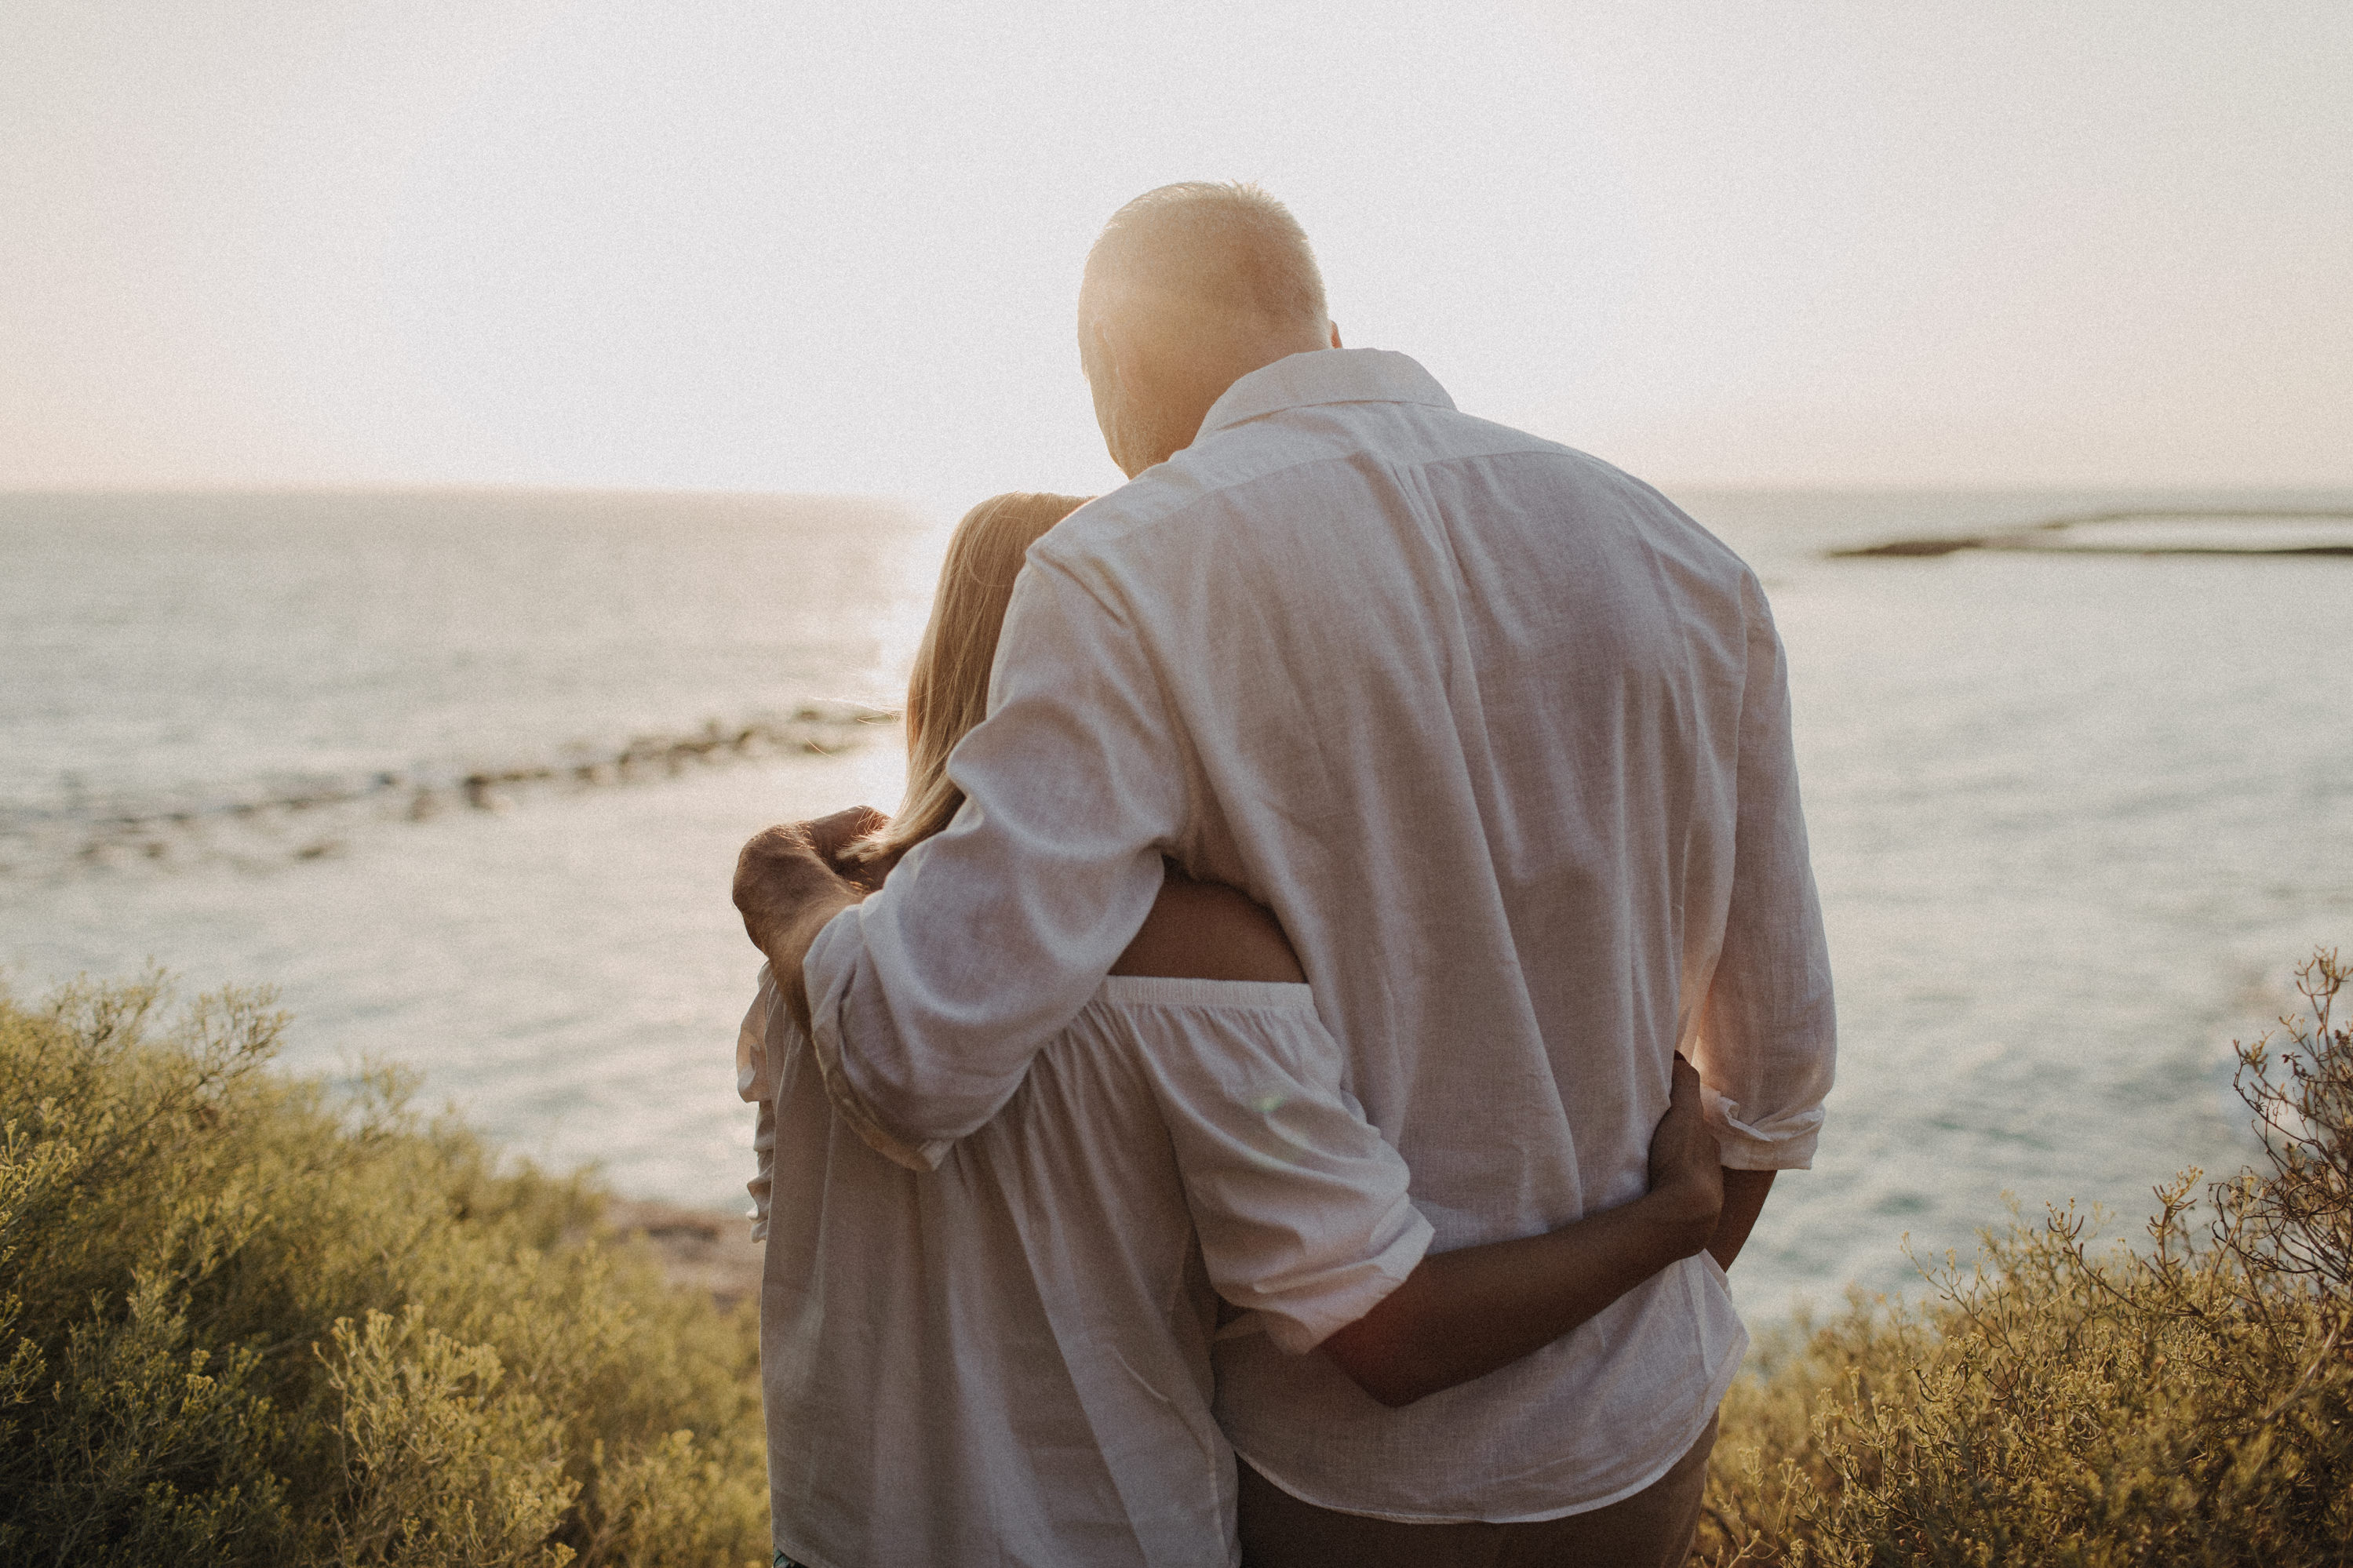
[4,485,2348,1321]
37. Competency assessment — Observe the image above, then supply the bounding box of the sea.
[4,485,2350,1324]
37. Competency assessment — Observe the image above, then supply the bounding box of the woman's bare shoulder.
[1109,871,1304,984]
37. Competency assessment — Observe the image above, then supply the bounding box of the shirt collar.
[1197,347,1456,439]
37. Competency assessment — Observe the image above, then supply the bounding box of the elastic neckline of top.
[1096,975,1315,1010]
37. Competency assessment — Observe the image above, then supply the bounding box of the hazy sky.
[4,1,2346,503]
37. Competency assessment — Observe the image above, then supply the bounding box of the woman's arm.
[1110,867,1305,983]
[1710,1169,1776,1271]
[1320,1058,1721,1406]
[1116,871,1725,1409]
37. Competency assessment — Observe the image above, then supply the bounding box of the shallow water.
[4,485,2348,1321]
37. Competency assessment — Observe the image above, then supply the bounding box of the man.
[737,182,1834,1561]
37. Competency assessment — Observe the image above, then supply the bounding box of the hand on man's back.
[1646,1056,1726,1251]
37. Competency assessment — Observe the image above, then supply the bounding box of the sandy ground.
[603,1197,764,1312]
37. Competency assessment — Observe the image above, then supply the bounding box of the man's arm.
[1321,1056,1724,1407]
[736,554,1188,1160]
[1692,577,1837,1178]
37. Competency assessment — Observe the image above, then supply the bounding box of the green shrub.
[0,974,767,1567]
[10,955,2346,1565]
[1699,951,2353,1566]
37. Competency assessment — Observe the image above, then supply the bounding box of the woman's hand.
[1320,1053,1732,1407]
[1643,1055,1725,1258]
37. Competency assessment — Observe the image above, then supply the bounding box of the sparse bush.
[10,951,2346,1565]
[1698,950,2353,1566]
[0,974,767,1567]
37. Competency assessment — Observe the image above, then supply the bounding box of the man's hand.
[733,806,887,1035]
[1644,1054,1726,1257]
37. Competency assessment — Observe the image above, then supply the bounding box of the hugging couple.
[731,182,1836,1568]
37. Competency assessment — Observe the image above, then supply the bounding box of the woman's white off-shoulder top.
[739,966,1433,1568]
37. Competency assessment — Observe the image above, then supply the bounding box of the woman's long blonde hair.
[845,492,1091,868]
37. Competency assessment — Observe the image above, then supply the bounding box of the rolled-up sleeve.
[1115,980,1433,1355]
[807,552,1189,1165]
[1696,580,1838,1170]
[738,965,778,1238]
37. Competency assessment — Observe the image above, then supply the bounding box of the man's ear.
[1080,314,1149,477]
[1329,321,1343,349]
[1083,315,1138,395]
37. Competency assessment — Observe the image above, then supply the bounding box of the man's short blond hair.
[1083,182,1328,334]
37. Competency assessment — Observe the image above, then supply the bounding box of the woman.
[740,493,1724,1568]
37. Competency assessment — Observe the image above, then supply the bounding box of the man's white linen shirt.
[806,347,1837,1521]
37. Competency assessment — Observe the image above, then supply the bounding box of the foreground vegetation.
[1697,951,2352,1566]
[0,975,768,1566]
[2,954,2344,1563]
